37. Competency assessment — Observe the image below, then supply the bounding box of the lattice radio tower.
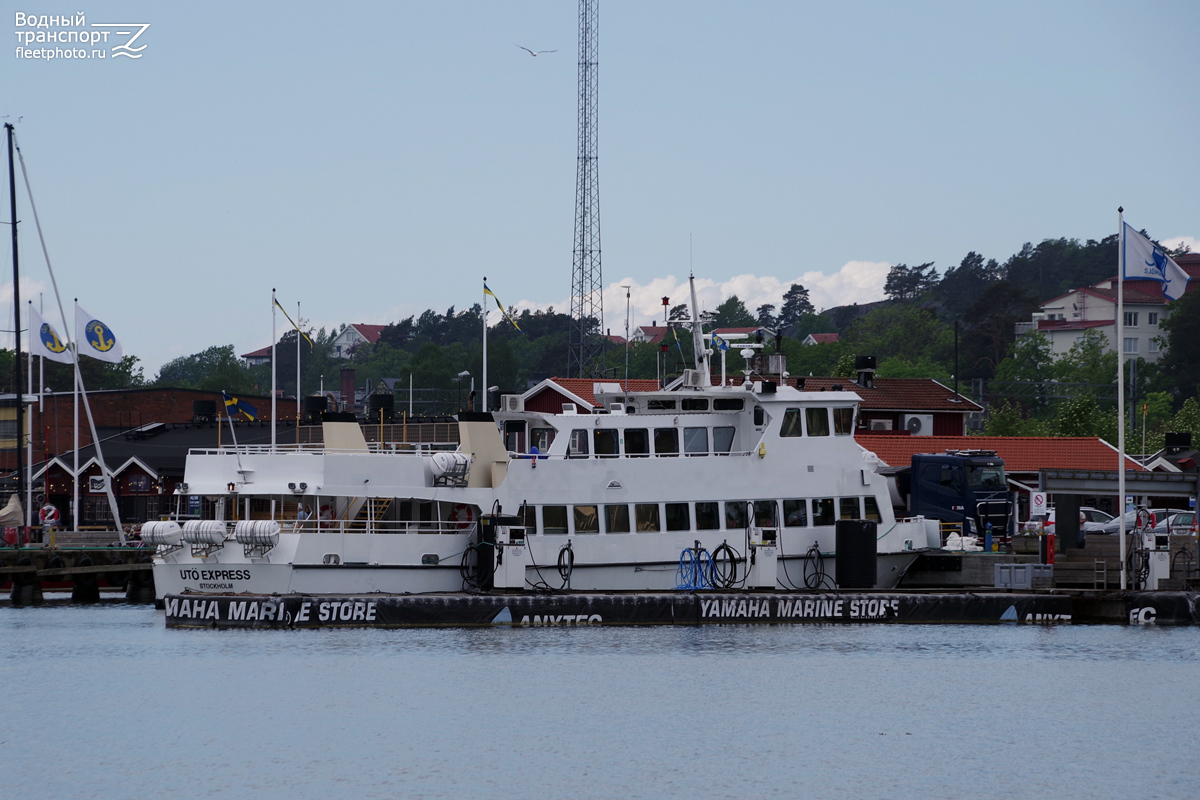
[568,0,604,378]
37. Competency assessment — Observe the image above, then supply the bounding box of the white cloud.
[500,261,893,330]
[1162,235,1199,254]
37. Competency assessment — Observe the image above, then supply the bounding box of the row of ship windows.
[517,495,883,534]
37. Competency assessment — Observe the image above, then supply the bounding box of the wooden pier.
[0,542,155,605]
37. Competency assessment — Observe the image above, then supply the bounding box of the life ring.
[450,504,475,530]
[318,505,333,529]
[39,503,60,526]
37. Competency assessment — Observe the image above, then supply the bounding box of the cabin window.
[594,429,619,458]
[839,497,860,520]
[530,428,555,453]
[635,504,661,532]
[543,505,568,534]
[864,496,882,522]
[568,430,589,458]
[712,426,735,454]
[574,505,600,533]
[754,500,778,528]
[504,421,526,452]
[647,399,676,410]
[605,504,630,533]
[683,427,708,456]
[783,499,808,527]
[833,407,854,435]
[780,409,803,437]
[625,428,650,457]
[681,398,709,411]
[654,428,679,456]
[806,408,830,436]
[754,406,765,426]
[713,398,744,411]
[696,502,720,530]
[520,504,537,535]
[725,501,749,530]
[665,503,690,531]
[812,498,835,526]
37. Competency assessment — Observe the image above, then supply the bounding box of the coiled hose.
[709,541,741,589]
[802,540,836,591]
[676,546,713,590]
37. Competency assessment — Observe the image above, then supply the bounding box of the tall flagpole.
[270,288,277,451]
[73,298,79,532]
[1117,207,1127,590]
[482,277,487,414]
[296,301,302,421]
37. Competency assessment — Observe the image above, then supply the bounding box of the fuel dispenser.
[480,514,527,592]
[1142,526,1172,590]
[747,527,778,590]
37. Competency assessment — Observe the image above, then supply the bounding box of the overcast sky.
[4,0,1198,375]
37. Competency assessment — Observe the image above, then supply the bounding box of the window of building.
[806,407,830,436]
[1123,337,1138,354]
[574,505,599,533]
[1123,311,1138,327]
[812,498,835,526]
[780,408,803,437]
[1148,312,1159,326]
[625,428,649,457]
[684,427,708,456]
[635,504,660,532]
[665,503,690,531]
[605,504,630,533]
[1148,338,1161,353]
[833,407,854,435]
[654,428,679,456]
[696,502,720,530]
[783,499,808,527]
[543,505,568,534]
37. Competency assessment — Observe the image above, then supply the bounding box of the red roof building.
[332,324,386,359]
[802,333,839,345]
[795,376,981,436]
[521,378,667,414]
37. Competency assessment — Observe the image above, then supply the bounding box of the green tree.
[778,284,814,330]
[1054,329,1117,386]
[711,296,755,328]
[883,262,937,301]
[876,355,951,380]
[934,251,999,317]
[1159,286,1200,397]
[1053,394,1115,440]
[841,304,952,367]
[154,345,254,393]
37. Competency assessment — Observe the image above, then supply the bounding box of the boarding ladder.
[351,498,392,531]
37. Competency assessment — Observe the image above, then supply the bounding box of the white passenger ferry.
[148,282,939,600]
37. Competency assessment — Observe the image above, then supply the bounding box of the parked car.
[1098,508,1173,535]
[1044,507,1113,533]
[1148,510,1196,536]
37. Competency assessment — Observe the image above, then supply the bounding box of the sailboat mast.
[6,123,25,539]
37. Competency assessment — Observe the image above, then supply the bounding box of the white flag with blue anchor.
[75,304,124,363]
[1123,222,1190,301]
[28,305,73,364]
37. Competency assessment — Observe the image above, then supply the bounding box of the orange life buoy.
[39,503,60,526]
[450,504,475,530]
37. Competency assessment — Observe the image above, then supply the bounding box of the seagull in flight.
[516,44,557,57]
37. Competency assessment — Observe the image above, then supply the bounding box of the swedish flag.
[484,283,523,333]
[222,391,258,421]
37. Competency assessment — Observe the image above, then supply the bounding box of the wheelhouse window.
[712,426,735,454]
[681,398,709,412]
[530,427,555,453]
[864,496,882,522]
[833,407,854,435]
[605,504,630,533]
[783,499,807,527]
[635,504,661,532]
[696,502,720,530]
[543,505,568,534]
[839,497,860,520]
[665,503,690,531]
[568,430,589,458]
[725,501,749,530]
[780,408,803,438]
[812,498,835,526]
[574,505,599,533]
[806,408,830,436]
[648,399,676,410]
[594,429,619,458]
[713,398,744,411]
[753,500,777,528]
[684,427,708,456]
[625,428,650,457]
[520,504,537,534]
[654,428,679,456]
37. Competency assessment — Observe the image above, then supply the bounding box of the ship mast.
[6,123,26,540]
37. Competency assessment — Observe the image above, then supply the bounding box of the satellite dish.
[906,416,924,434]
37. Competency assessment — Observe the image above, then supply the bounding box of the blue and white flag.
[711,333,729,351]
[75,304,124,363]
[1123,222,1190,301]
[28,305,73,364]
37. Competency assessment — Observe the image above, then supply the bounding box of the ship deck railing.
[188,442,460,456]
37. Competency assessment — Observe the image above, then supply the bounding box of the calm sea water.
[2,599,1199,800]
